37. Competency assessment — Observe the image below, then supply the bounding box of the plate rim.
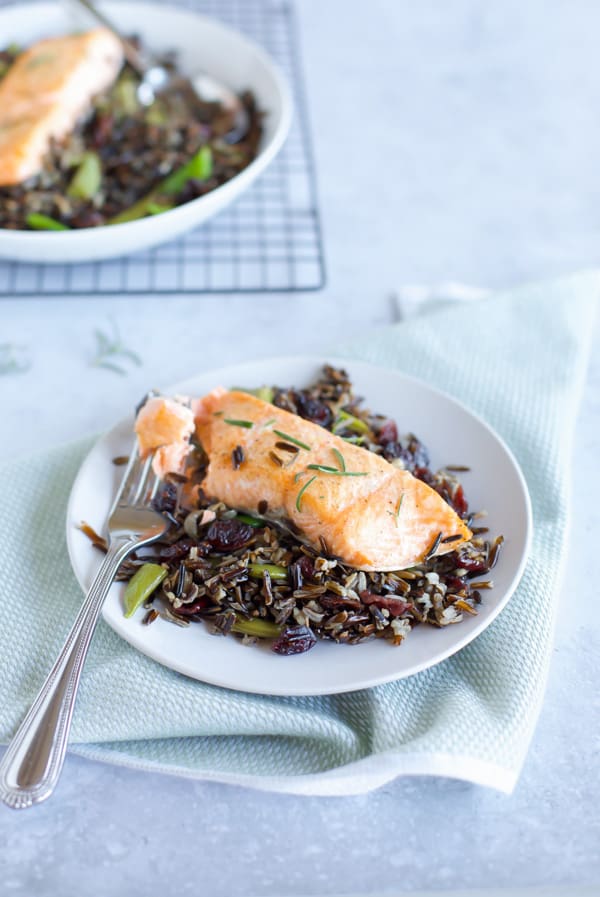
[65,354,533,695]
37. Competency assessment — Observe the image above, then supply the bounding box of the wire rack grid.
[0,0,326,296]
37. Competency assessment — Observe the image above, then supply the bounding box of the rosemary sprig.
[0,343,31,376]
[395,493,405,519]
[91,321,141,376]
[272,430,311,451]
[306,464,367,477]
[332,447,346,471]
[295,475,317,511]
[224,418,254,429]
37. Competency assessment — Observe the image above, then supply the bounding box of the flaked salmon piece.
[135,396,195,479]
[194,390,472,571]
[0,29,123,186]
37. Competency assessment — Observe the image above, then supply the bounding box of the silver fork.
[0,443,170,810]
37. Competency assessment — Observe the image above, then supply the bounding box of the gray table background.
[1,0,599,893]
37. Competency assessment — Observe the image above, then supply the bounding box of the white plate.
[66,357,532,696]
[0,2,291,263]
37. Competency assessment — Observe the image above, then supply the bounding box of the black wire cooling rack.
[0,0,325,296]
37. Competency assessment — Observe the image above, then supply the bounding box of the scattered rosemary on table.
[0,343,31,376]
[91,321,141,376]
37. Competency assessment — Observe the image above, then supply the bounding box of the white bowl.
[0,1,292,263]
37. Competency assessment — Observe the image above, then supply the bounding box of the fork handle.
[0,540,133,810]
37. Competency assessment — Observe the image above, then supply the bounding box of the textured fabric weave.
[1,273,597,794]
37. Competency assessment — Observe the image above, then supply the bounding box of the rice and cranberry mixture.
[84,366,503,655]
[0,40,262,230]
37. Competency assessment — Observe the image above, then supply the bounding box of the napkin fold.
[1,272,598,795]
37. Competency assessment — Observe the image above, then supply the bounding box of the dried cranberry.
[444,575,466,593]
[160,538,197,562]
[91,111,114,147]
[451,484,468,517]
[205,519,253,552]
[407,435,430,470]
[70,209,105,229]
[152,482,178,515]
[455,551,488,575]
[271,625,317,655]
[414,466,436,485]
[295,393,333,428]
[295,555,315,581]
[377,419,398,445]
[383,442,414,467]
[172,596,210,616]
[359,591,411,616]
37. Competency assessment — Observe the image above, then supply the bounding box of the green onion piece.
[255,386,275,403]
[248,563,288,581]
[67,151,102,200]
[332,447,346,471]
[237,514,265,528]
[224,418,254,429]
[145,100,168,126]
[109,146,213,224]
[231,385,275,403]
[26,213,69,231]
[113,72,139,116]
[273,430,311,451]
[296,474,317,511]
[335,410,370,435]
[123,563,167,618]
[161,145,213,195]
[231,615,282,639]
[146,201,173,215]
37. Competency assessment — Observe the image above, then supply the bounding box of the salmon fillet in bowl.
[0,2,291,262]
[66,357,533,696]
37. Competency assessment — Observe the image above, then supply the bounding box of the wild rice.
[112,365,503,655]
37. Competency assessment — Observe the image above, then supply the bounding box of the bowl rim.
[0,0,293,241]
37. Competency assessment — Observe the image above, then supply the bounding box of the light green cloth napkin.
[1,273,597,795]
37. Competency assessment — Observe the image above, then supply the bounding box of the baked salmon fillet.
[187,389,472,572]
[0,29,123,186]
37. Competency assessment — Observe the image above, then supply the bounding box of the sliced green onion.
[123,563,167,618]
[113,72,139,116]
[296,474,317,511]
[334,410,370,435]
[109,146,213,225]
[248,563,288,581]
[232,385,275,403]
[273,430,311,451]
[146,201,173,215]
[67,151,102,200]
[237,514,265,528]
[26,213,69,231]
[161,145,213,194]
[231,615,282,639]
